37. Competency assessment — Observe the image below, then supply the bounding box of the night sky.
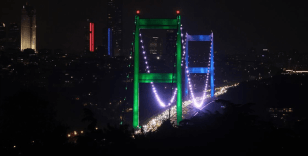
[0,0,306,53]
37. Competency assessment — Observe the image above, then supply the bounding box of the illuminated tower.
[84,19,94,53]
[89,22,94,52]
[21,3,36,52]
[107,0,123,56]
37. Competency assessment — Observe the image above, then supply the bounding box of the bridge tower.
[184,33,215,98]
[133,11,182,129]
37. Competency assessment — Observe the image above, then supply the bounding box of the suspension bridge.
[127,10,238,131]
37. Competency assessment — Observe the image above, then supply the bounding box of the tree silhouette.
[0,88,68,156]
[82,108,97,131]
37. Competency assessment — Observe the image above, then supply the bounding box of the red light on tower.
[136,10,140,14]
[91,23,94,52]
[176,10,180,14]
[89,22,94,52]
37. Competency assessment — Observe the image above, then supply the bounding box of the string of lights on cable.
[183,32,213,108]
[138,25,212,109]
[139,30,177,107]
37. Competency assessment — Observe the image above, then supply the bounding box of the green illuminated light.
[139,19,178,26]
[139,26,177,29]
[176,15,182,125]
[139,73,176,83]
[133,15,140,129]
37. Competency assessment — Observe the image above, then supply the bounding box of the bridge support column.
[176,15,182,125]
[185,40,189,98]
[210,32,214,97]
[133,15,140,129]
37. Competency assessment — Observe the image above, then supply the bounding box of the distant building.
[149,37,162,55]
[21,3,36,52]
[0,23,5,50]
[7,23,20,50]
[145,36,167,73]
[268,107,294,127]
[107,0,123,56]
[262,48,269,57]
[165,29,177,66]
[166,30,177,55]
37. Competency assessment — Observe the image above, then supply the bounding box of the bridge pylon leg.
[210,32,214,97]
[176,15,182,126]
[133,15,140,129]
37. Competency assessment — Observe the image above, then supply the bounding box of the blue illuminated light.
[188,67,209,74]
[185,39,189,96]
[210,33,214,97]
[187,35,211,41]
[108,28,111,56]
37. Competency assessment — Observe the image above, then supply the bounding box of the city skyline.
[1,1,308,154]
[0,0,306,54]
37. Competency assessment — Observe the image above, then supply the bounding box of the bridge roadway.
[136,83,239,133]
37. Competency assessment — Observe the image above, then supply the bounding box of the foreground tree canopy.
[1,91,308,156]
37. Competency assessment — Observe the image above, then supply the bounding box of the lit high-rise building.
[84,19,95,53]
[89,22,95,52]
[107,0,123,56]
[163,29,177,69]
[21,3,36,52]
[149,37,162,55]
